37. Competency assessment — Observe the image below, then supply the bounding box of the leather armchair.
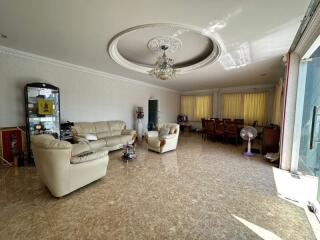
[31,134,109,197]
[145,123,179,153]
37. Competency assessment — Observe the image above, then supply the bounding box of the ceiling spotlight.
[0,33,8,39]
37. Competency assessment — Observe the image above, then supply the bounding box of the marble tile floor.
[0,134,316,240]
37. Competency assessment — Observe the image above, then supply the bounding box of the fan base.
[244,151,255,157]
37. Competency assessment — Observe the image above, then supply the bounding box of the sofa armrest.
[73,136,89,144]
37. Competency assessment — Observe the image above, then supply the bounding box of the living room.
[1,0,320,239]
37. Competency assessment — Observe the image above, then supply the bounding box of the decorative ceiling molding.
[108,23,221,75]
[147,36,182,53]
[0,45,180,93]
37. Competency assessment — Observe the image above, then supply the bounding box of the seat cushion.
[88,139,106,150]
[71,148,109,164]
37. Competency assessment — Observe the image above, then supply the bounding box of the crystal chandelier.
[149,45,176,80]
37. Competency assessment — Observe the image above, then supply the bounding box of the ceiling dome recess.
[108,23,221,75]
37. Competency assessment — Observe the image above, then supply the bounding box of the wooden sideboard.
[262,127,280,154]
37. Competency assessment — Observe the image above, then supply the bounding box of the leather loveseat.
[72,120,136,151]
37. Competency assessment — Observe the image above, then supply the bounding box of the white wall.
[0,46,180,129]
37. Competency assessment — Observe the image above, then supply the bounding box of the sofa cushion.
[78,133,98,141]
[94,122,110,134]
[71,148,109,164]
[96,131,111,139]
[159,127,170,138]
[88,139,106,150]
[105,136,121,147]
[73,122,96,134]
[109,121,126,136]
[71,143,91,157]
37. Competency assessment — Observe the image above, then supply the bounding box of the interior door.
[148,99,159,130]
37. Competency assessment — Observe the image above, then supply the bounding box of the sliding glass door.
[295,47,320,203]
[297,55,320,175]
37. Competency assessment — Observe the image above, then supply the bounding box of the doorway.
[148,99,159,130]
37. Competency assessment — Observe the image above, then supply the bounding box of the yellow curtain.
[272,81,282,125]
[243,92,268,125]
[180,96,196,120]
[221,93,244,119]
[180,95,212,121]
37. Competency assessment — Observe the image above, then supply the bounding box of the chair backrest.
[215,122,225,132]
[204,120,214,131]
[201,118,206,128]
[252,120,258,127]
[223,118,231,124]
[234,118,244,125]
[226,123,238,134]
[72,120,127,139]
[157,123,180,135]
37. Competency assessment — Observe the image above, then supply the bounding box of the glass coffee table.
[121,143,136,162]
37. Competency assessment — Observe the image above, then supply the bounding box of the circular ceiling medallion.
[108,23,221,75]
[147,36,182,53]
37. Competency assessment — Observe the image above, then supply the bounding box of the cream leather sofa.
[32,134,109,197]
[72,120,136,151]
[146,123,180,153]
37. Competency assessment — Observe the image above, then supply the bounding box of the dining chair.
[225,123,239,145]
[214,121,225,142]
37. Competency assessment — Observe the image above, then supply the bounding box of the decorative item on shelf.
[60,121,74,142]
[121,143,136,162]
[177,114,188,123]
[136,107,144,140]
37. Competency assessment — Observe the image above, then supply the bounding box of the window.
[221,93,244,119]
[243,92,268,125]
[272,81,283,125]
[221,91,269,125]
[180,95,213,121]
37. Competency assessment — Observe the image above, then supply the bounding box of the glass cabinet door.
[25,83,61,162]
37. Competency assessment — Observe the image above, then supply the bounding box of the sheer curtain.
[243,92,269,125]
[180,95,213,121]
[272,81,283,125]
[221,93,244,119]
[221,91,269,125]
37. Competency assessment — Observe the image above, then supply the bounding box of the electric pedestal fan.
[240,126,258,156]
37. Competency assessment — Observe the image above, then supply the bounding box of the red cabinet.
[1,129,22,162]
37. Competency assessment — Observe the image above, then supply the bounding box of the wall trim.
[0,45,179,94]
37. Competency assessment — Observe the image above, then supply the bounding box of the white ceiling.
[0,0,310,91]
